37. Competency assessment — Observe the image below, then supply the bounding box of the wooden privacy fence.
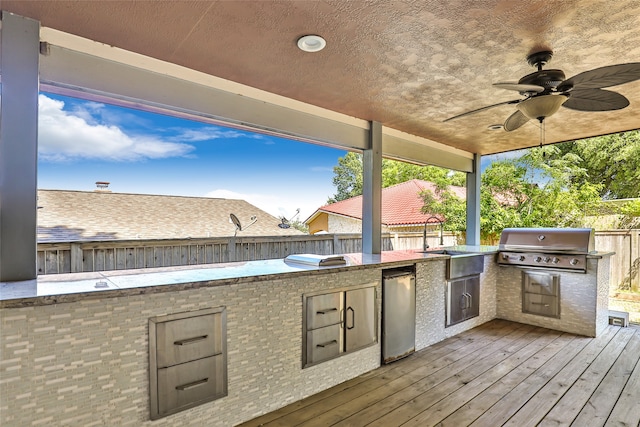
[37,230,640,290]
[37,232,456,275]
[595,230,640,292]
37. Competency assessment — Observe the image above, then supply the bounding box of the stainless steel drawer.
[306,292,343,330]
[156,312,222,368]
[523,293,560,318]
[523,271,559,296]
[157,354,226,417]
[306,324,342,364]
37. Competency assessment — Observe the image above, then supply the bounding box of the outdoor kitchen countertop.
[0,246,498,308]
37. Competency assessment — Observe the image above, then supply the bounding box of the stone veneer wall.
[326,215,393,234]
[496,258,610,337]
[415,255,498,350]
[0,269,381,426]
[595,256,611,336]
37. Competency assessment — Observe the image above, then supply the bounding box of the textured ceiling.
[3,0,640,155]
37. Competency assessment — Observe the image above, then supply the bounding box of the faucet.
[423,216,445,250]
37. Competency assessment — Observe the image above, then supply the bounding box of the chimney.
[95,181,111,192]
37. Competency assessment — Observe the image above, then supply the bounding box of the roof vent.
[95,181,111,192]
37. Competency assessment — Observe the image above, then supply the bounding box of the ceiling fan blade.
[562,88,630,111]
[503,110,530,131]
[443,99,521,122]
[493,82,545,93]
[558,63,640,91]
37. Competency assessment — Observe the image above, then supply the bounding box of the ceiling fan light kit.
[517,94,568,120]
[444,50,640,134]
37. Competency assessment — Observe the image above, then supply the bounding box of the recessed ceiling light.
[297,35,326,52]
[488,124,504,131]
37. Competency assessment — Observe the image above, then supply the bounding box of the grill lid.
[498,228,595,254]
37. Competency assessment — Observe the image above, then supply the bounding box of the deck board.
[237,321,640,427]
[573,331,640,426]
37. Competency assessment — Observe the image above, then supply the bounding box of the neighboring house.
[37,189,303,243]
[305,179,465,234]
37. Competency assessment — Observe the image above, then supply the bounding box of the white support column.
[465,154,482,245]
[0,12,40,281]
[362,121,382,254]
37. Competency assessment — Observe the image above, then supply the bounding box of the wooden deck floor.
[238,319,640,427]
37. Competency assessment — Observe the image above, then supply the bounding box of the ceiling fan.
[444,51,640,131]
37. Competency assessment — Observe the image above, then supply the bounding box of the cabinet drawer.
[156,313,222,368]
[306,292,343,330]
[523,271,559,296]
[523,293,560,318]
[157,355,226,417]
[306,324,343,364]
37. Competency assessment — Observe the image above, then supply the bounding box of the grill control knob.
[551,257,560,264]
[570,258,579,266]
[534,256,542,263]
[519,255,526,262]
[543,257,551,263]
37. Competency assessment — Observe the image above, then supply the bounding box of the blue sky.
[38,92,506,221]
[38,92,347,221]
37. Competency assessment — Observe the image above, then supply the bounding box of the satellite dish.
[229,213,242,234]
[278,208,300,229]
[229,213,258,236]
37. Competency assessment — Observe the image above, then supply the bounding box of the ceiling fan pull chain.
[539,118,546,158]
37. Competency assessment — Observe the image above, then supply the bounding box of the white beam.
[382,127,474,172]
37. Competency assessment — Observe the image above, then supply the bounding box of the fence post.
[633,231,640,292]
[70,243,83,273]
[333,234,340,254]
[228,236,236,262]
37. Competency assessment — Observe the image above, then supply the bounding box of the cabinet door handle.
[460,293,471,309]
[531,302,551,307]
[316,340,338,348]
[466,293,472,309]
[175,378,208,391]
[316,307,338,315]
[174,335,208,346]
[347,307,355,329]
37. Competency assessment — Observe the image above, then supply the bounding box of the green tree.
[476,146,602,242]
[381,160,465,188]
[328,152,363,203]
[550,131,640,199]
[328,152,465,203]
[419,186,466,233]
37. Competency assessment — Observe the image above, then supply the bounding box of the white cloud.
[38,95,194,162]
[173,127,265,142]
[175,127,247,142]
[206,188,325,221]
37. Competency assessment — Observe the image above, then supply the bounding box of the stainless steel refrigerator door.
[344,286,377,352]
[382,273,416,363]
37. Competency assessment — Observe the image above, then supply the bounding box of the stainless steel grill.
[497,228,595,272]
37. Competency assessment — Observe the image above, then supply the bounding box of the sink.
[419,249,485,279]
[419,249,467,256]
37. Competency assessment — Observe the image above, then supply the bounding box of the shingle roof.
[37,190,303,243]
[310,179,466,226]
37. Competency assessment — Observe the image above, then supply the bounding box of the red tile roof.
[313,179,466,226]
